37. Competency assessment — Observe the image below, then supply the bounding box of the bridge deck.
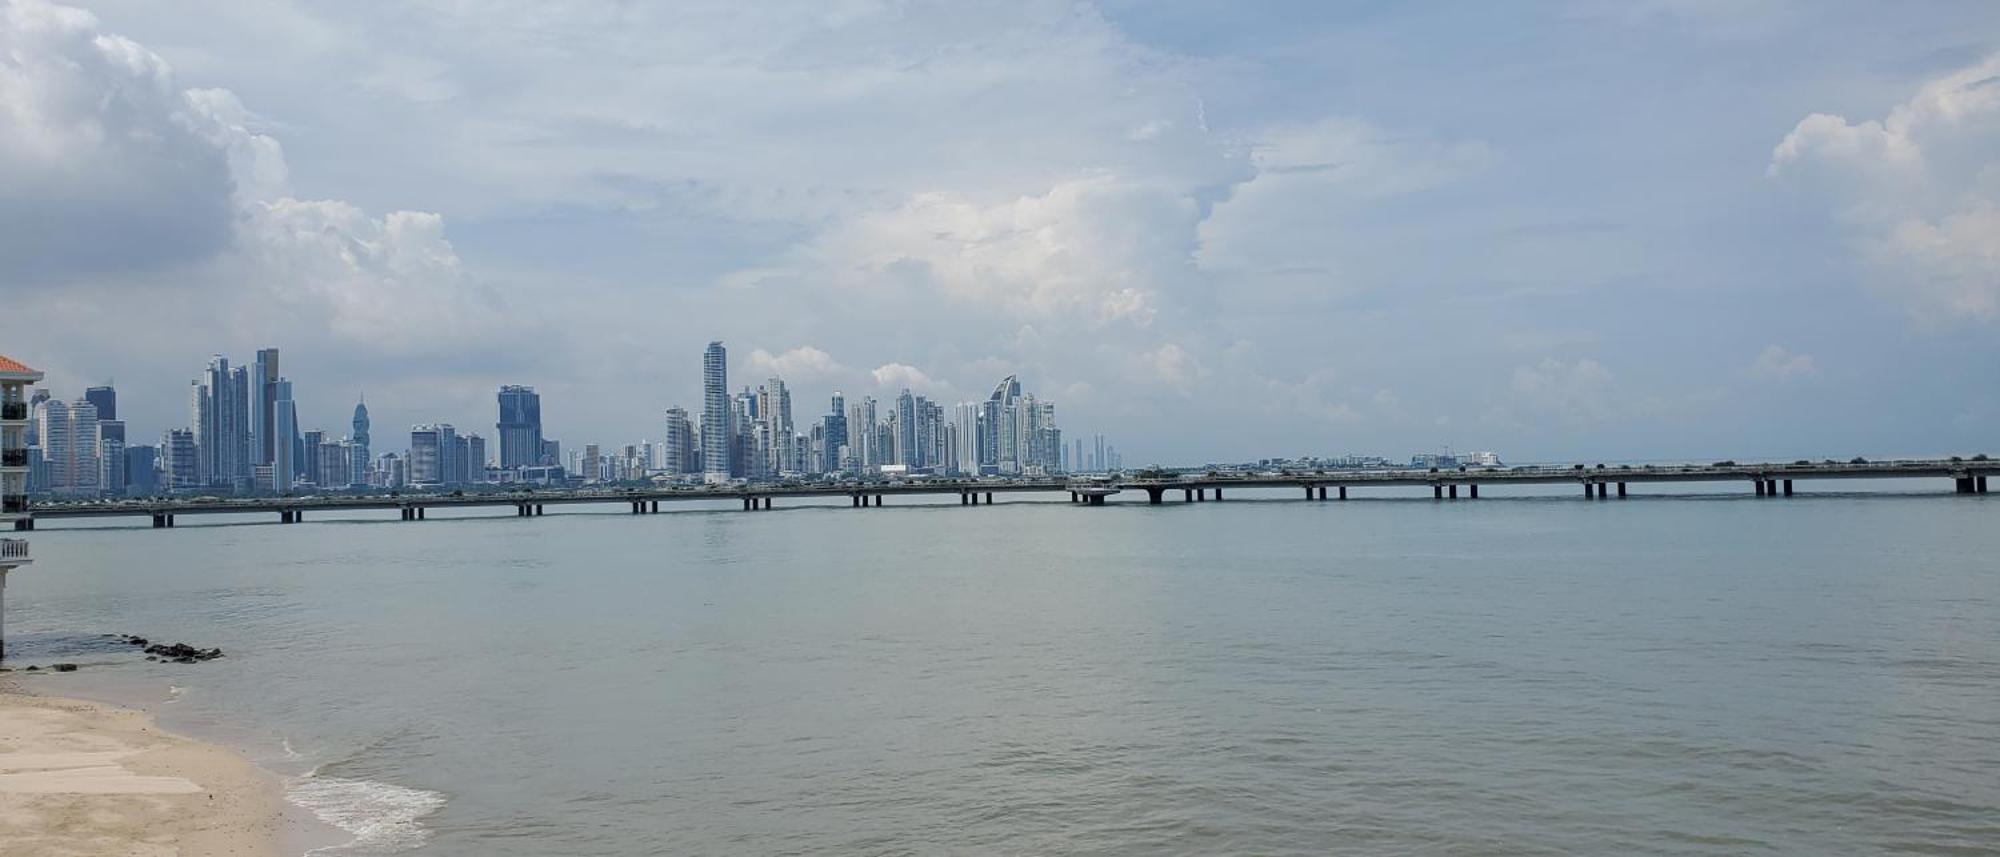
[18,458,1996,521]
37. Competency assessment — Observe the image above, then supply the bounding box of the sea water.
[8,484,1998,855]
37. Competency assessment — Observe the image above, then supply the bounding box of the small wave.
[288,773,446,855]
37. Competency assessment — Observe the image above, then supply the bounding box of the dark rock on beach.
[141,642,223,662]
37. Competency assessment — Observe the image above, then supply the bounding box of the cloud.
[0,0,237,276]
[0,0,508,352]
[744,346,848,384]
[869,363,952,397]
[804,174,1214,327]
[1770,55,2000,321]
[1510,358,1617,422]
[1751,344,1818,381]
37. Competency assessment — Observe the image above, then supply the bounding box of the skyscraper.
[955,402,982,475]
[350,398,370,486]
[409,425,448,485]
[251,348,279,467]
[497,385,543,470]
[161,429,198,492]
[662,407,695,475]
[83,385,115,421]
[700,342,730,482]
[272,381,297,493]
[823,392,847,473]
[193,355,251,488]
[35,398,98,495]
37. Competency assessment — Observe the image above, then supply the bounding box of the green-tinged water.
[9,485,1999,855]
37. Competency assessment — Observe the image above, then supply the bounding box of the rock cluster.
[116,635,224,664]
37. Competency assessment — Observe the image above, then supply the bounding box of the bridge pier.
[1318,486,1328,500]
[1448,484,1459,500]
[1980,476,1989,494]
[417,507,426,520]
[1755,479,1767,497]
[1582,483,1593,498]
[1782,480,1793,497]
[152,513,166,528]
[1469,484,1478,499]
[1433,485,1443,500]
[1147,487,1164,505]
[1196,488,1206,501]
[1339,486,1348,500]
[1618,482,1627,498]
[984,492,993,504]
[1956,477,1976,494]
[1305,485,1314,501]
[1214,488,1223,501]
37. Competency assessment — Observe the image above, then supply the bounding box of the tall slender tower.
[700,342,730,482]
[272,380,296,493]
[252,348,280,467]
[351,397,371,486]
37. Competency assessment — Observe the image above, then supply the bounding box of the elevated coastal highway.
[12,457,1994,529]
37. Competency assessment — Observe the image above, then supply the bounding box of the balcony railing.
[0,402,24,420]
[0,539,27,561]
[2,449,27,467]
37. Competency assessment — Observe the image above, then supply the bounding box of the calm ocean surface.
[8,485,2000,855]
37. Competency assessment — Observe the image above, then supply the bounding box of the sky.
[3,0,1998,466]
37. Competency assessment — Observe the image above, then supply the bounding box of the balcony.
[0,538,26,562]
[2,449,26,467]
[0,402,24,421]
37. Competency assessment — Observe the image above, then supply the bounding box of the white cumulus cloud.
[1770,55,2000,322]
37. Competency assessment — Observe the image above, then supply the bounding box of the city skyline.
[6,1,2000,464]
[14,341,1133,495]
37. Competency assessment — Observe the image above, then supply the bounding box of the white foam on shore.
[288,772,446,855]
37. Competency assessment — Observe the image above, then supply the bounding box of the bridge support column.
[1782,480,1793,497]
[1583,483,1593,498]
[1434,485,1443,500]
[152,514,166,528]
[1339,486,1348,500]
[1755,480,1767,497]
[166,515,175,527]
[1618,482,1628,498]
[875,495,884,507]
[1448,484,1459,499]
[1196,489,1206,501]
[1305,485,1315,501]
[1318,486,1328,500]
[1147,487,1164,505]
[1980,476,1989,494]
[417,507,426,520]
[1956,477,1975,494]
[1469,484,1478,499]
[1091,494,1106,506]
[763,498,772,510]
[984,492,993,504]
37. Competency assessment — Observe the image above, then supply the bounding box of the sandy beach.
[0,682,282,857]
